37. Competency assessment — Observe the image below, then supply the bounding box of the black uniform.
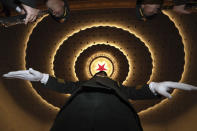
[43,76,160,131]
[18,0,38,8]
[137,0,187,5]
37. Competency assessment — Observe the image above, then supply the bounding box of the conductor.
[3,68,197,131]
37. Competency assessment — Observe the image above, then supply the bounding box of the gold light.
[140,11,187,115]
[51,25,153,85]
[74,42,130,83]
[90,57,113,75]
[25,21,153,110]
[85,51,118,79]
[163,11,187,83]
[22,15,60,110]
[24,14,179,112]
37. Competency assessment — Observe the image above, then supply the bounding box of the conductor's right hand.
[3,68,43,82]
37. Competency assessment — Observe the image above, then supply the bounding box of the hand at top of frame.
[3,68,44,82]
[149,81,197,99]
[173,4,191,14]
[21,4,40,24]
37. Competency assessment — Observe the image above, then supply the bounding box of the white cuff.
[40,74,49,85]
[149,82,158,95]
[16,6,22,13]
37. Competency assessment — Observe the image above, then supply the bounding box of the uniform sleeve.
[18,0,37,8]
[120,84,161,100]
[1,0,17,9]
[173,0,187,5]
[41,76,80,94]
[139,0,164,5]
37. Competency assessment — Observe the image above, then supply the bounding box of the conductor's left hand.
[3,68,44,82]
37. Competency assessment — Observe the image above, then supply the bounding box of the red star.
[96,64,107,71]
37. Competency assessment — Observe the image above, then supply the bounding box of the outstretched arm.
[149,81,197,99]
[3,68,79,94]
[3,68,45,82]
[121,84,161,100]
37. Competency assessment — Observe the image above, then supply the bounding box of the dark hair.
[49,0,70,23]
[94,71,108,77]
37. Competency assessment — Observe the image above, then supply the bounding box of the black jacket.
[18,0,36,8]
[137,0,187,5]
[43,76,160,131]
[18,0,42,8]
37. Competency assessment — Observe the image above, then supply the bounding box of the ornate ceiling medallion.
[89,54,115,77]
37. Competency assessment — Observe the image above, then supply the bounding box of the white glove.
[149,81,197,99]
[3,68,49,84]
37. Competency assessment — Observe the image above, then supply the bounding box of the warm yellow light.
[86,52,116,79]
[140,11,187,115]
[23,15,60,110]
[76,42,130,83]
[51,24,154,85]
[91,58,112,75]
[50,25,134,82]
[85,50,119,80]
[162,11,187,83]
[24,16,165,112]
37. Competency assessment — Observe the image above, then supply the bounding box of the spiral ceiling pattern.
[1,7,197,128]
[23,8,185,111]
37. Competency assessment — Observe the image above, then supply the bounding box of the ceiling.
[0,1,197,130]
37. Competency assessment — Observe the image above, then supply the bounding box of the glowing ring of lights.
[75,44,129,82]
[24,10,186,116]
[50,25,154,85]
